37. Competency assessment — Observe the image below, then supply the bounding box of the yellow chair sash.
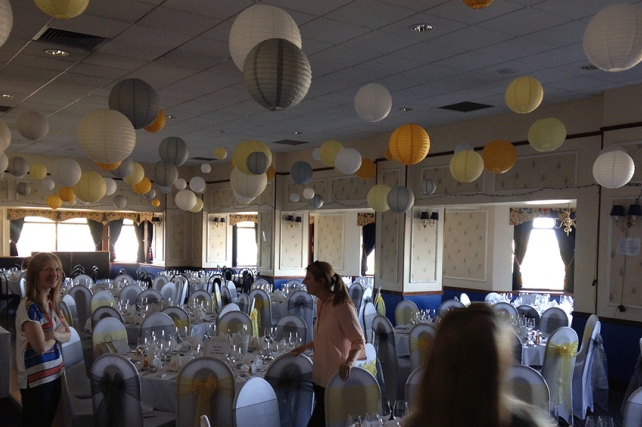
[250,309,260,338]
[397,308,417,325]
[409,335,432,365]
[361,360,377,378]
[325,384,380,422]
[254,298,265,311]
[375,294,386,316]
[545,341,577,414]
[173,318,189,332]
[177,374,234,427]
[92,329,128,356]
[91,299,115,314]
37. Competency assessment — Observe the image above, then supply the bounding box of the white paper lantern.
[154,161,178,188]
[593,147,635,188]
[230,167,267,200]
[159,186,172,194]
[201,164,212,174]
[309,194,324,209]
[234,190,255,204]
[583,4,642,72]
[113,195,127,208]
[246,151,270,175]
[104,177,117,196]
[189,176,206,193]
[159,137,189,166]
[189,198,204,213]
[0,119,9,152]
[16,182,31,196]
[229,4,302,71]
[303,188,315,200]
[312,148,320,161]
[77,109,136,164]
[42,177,55,191]
[175,189,197,211]
[454,143,474,154]
[0,0,12,49]
[387,186,414,213]
[175,178,187,190]
[290,161,313,185]
[112,157,134,179]
[144,189,156,200]
[17,111,48,141]
[354,83,392,122]
[290,193,300,202]
[8,156,28,178]
[109,78,160,129]
[0,152,7,172]
[51,159,81,186]
[335,148,362,175]
[421,179,437,196]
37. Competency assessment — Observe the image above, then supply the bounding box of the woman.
[15,252,71,427]
[403,304,548,427]
[293,261,365,427]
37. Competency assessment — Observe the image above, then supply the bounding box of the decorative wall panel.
[169,211,187,262]
[280,213,304,269]
[207,216,227,263]
[331,176,374,200]
[316,214,344,270]
[259,211,273,269]
[443,211,487,281]
[210,188,235,209]
[380,170,400,281]
[495,152,577,190]
[421,165,483,195]
[609,213,642,308]
[411,212,438,282]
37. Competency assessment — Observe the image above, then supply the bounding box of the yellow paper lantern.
[151,199,160,208]
[389,124,430,165]
[505,76,543,114]
[144,109,166,133]
[528,118,567,152]
[214,146,228,160]
[29,164,47,180]
[462,0,493,9]
[189,198,204,213]
[319,140,344,167]
[233,140,272,175]
[231,159,236,168]
[450,151,485,183]
[367,184,391,212]
[73,171,106,203]
[266,165,276,181]
[481,140,517,174]
[384,149,394,161]
[355,159,376,180]
[47,194,62,210]
[95,161,122,171]
[58,186,75,203]
[123,162,144,185]
[34,0,89,19]
[132,176,152,195]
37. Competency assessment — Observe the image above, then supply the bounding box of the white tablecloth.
[521,342,546,366]
[124,319,216,345]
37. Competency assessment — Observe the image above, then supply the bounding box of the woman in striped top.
[15,252,70,427]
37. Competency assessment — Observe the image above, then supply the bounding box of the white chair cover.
[395,300,419,325]
[221,285,232,306]
[152,275,169,292]
[90,290,115,314]
[118,284,142,307]
[506,364,550,408]
[540,307,570,338]
[249,289,273,333]
[159,282,177,304]
[264,353,314,427]
[69,285,93,328]
[61,376,95,427]
[541,326,578,424]
[405,366,424,408]
[92,317,129,356]
[485,292,503,305]
[408,323,437,372]
[373,314,407,401]
[287,290,314,343]
[438,299,465,317]
[573,317,608,419]
[517,305,541,329]
[213,282,223,313]
[362,302,377,343]
[91,306,124,330]
[227,281,238,304]
[172,274,189,306]
[459,293,472,307]
[74,274,94,286]
[189,290,214,314]
[113,273,134,286]
[324,367,380,427]
[237,293,250,314]
[161,306,190,331]
[218,303,240,317]
[137,289,163,307]
[140,312,176,340]
[61,327,92,399]
[234,377,280,427]
[624,386,642,427]
[217,310,252,337]
[349,282,364,315]
[251,278,271,292]
[275,314,307,343]
[491,302,518,321]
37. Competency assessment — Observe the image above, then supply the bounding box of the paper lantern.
[159,186,172,194]
[144,189,156,200]
[0,119,10,152]
[132,177,152,195]
[319,140,344,167]
[151,199,160,207]
[123,163,144,185]
[42,177,54,191]
[367,185,391,212]
[159,137,189,166]
[34,0,89,19]
[290,193,300,203]
[51,159,81,186]
[109,78,159,129]
[450,150,484,183]
[200,164,211,174]
[175,190,197,211]
[233,140,272,175]
[154,161,178,188]
[583,4,642,72]
[462,0,493,9]
[58,186,75,203]
[189,198,204,213]
[29,164,47,180]
[77,109,136,164]
[384,149,394,161]
[8,156,28,178]
[303,188,315,200]
[335,148,362,175]
[144,109,165,133]
[355,159,376,180]
[387,186,414,213]
[0,152,6,172]
[290,161,313,185]
[455,143,474,154]
[214,147,227,160]
[593,147,635,188]
[113,195,127,209]
[229,4,302,71]
[309,194,324,209]
[230,167,267,200]
[189,176,206,193]
[421,179,437,196]
[389,124,430,165]
[95,161,121,171]
[234,190,255,204]
[312,148,320,161]
[481,139,516,174]
[505,76,543,114]
[0,0,12,48]
[175,178,187,190]
[17,111,48,141]
[528,118,567,152]
[354,83,392,122]
[16,182,31,196]
[112,157,134,179]
[244,38,311,111]
[246,151,270,175]
[73,171,106,203]
[104,177,117,196]
[47,194,62,210]
[266,165,276,181]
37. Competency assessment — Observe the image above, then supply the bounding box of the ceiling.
[3,0,642,165]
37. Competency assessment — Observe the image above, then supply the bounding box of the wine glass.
[345,414,361,427]
[376,400,391,425]
[392,400,408,422]
[598,416,614,427]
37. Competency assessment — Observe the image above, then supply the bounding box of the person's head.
[21,256,31,271]
[303,261,351,306]
[26,252,63,310]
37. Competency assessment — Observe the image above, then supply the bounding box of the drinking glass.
[585,416,598,427]
[392,400,408,422]
[376,400,391,424]
[345,414,361,427]
[598,416,614,427]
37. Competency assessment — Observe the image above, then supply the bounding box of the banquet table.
[8,279,20,296]
[521,341,546,366]
[394,324,412,357]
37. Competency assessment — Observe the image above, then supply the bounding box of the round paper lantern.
[109,78,160,129]
[42,177,54,191]
[112,157,134,179]
[200,164,212,174]
[175,178,187,190]
[47,194,62,210]
[104,177,117,196]
[175,190,197,211]
[0,0,12,48]
[389,124,431,165]
[246,151,270,175]
[8,156,28,178]
[77,109,136,164]
[229,4,302,71]
[0,152,7,172]
[244,38,311,111]
[354,83,392,122]
[151,199,161,207]
[387,186,415,213]
[266,165,276,181]
[58,186,75,203]
[113,195,127,209]
[144,189,156,200]
[73,171,106,203]
[144,109,166,133]
[367,184,391,212]
[450,150,485,183]
[505,76,543,114]
[312,148,320,161]
[290,161,313,185]
[189,176,206,193]
[384,149,394,161]
[159,137,189,166]
[17,111,48,140]
[481,139,517,174]
[303,188,315,200]
[421,179,437,196]
[95,161,121,171]
[51,159,81,186]
[319,140,344,167]
[0,119,10,152]
[290,193,300,203]
[335,148,362,175]
[528,118,567,152]
[154,161,178,188]
[234,190,255,204]
[462,0,493,9]
[233,140,272,175]
[214,147,227,160]
[355,159,376,180]
[454,143,474,154]
[34,0,89,19]
[159,186,172,194]
[123,162,144,185]
[593,147,635,188]
[583,4,642,72]
[309,194,324,209]
[230,167,267,200]
[189,198,204,213]
[132,177,152,195]
[29,164,47,180]
[16,182,31,196]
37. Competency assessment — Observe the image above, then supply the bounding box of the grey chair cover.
[69,285,93,331]
[349,282,364,316]
[237,293,250,314]
[405,366,424,408]
[234,377,280,427]
[137,289,163,307]
[287,290,314,343]
[506,364,550,408]
[624,386,642,427]
[516,305,541,329]
[573,317,609,419]
[61,327,92,399]
[540,307,570,337]
[62,294,79,329]
[438,299,464,317]
[140,312,176,340]
[249,288,273,332]
[373,314,402,401]
[118,284,142,307]
[264,353,314,427]
[159,282,177,304]
[362,302,377,343]
[91,306,124,330]
[275,314,308,343]
[395,300,419,326]
[217,310,253,337]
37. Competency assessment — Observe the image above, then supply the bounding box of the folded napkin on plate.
[248,336,260,350]
[151,354,162,370]
[183,335,202,346]
[165,355,187,372]
[124,309,142,325]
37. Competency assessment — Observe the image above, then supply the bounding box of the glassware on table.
[364,413,379,426]
[540,402,559,426]
[345,414,362,427]
[392,400,408,422]
[376,400,391,425]
[598,416,614,427]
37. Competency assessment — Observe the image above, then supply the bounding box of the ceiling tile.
[477,7,571,36]
[137,7,223,36]
[324,0,416,30]
[299,18,372,45]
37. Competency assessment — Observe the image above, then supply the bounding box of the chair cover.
[408,323,437,371]
[60,374,95,427]
[624,386,642,427]
[161,306,190,331]
[324,367,380,427]
[491,302,518,321]
[119,284,142,307]
[75,274,94,286]
[541,326,578,424]
[573,317,608,419]
[355,343,378,379]
[189,290,214,314]
[90,290,116,314]
[61,327,92,399]
[221,285,232,306]
[249,289,273,334]
[92,317,128,356]
[153,275,169,292]
[395,300,419,325]
[137,289,163,307]
[234,377,280,427]
[62,294,80,329]
[251,278,270,291]
[201,415,211,427]
[362,302,377,343]
[287,290,314,343]
[539,307,570,337]
[92,306,124,330]
[206,274,222,294]
[275,314,308,343]
[459,293,472,307]
[113,273,134,286]
[217,310,252,337]
[373,315,402,401]
[405,366,424,408]
[177,357,235,427]
[237,293,250,314]
[59,301,73,329]
[213,282,223,313]
[227,281,238,304]
[349,282,364,315]
[264,353,314,427]
[516,305,541,329]
[511,330,523,364]
[159,282,177,304]
[285,279,302,289]
[485,292,503,305]
[140,312,176,341]
[172,274,189,306]
[506,364,550,408]
[69,285,93,329]
[219,303,240,317]
[438,299,465,317]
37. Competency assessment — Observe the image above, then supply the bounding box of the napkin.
[183,335,202,347]
[151,354,162,370]
[166,355,187,372]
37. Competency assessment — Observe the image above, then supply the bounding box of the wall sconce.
[286,215,302,227]
[151,216,161,223]
[421,211,439,228]
[211,217,226,227]
[610,205,625,220]
[611,204,641,228]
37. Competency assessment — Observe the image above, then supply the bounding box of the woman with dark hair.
[16,252,70,427]
[293,261,365,427]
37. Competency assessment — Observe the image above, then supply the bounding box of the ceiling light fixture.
[409,23,433,32]
[44,49,69,57]
[292,131,302,135]
[399,107,412,111]
[165,114,176,119]
[2,94,12,98]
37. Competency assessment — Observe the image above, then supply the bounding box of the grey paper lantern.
[113,195,127,208]
[42,177,54,191]
[243,38,312,111]
[17,111,49,141]
[303,188,315,200]
[112,157,135,179]
[387,186,415,213]
[51,159,81,187]
[159,137,189,166]
[175,178,187,190]
[104,177,117,196]
[16,182,31,196]
[290,193,300,202]
[201,164,212,174]
[154,161,178,188]
[159,186,172,194]
[0,152,7,172]
[246,151,270,175]
[421,179,437,196]
[109,78,160,129]
[144,189,156,200]
[290,161,313,185]
[309,194,324,209]
[189,176,206,193]
[312,148,320,162]
[8,156,29,178]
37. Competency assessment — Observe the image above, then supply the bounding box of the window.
[16,216,95,255]
[365,249,375,276]
[114,219,139,263]
[234,221,257,267]
[519,218,566,290]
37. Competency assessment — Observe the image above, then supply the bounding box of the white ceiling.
[3,0,642,165]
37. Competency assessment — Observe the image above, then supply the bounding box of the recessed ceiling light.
[409,23,433,32]
[292,131,302,135]
[581,64,599,70]
[399,107,412,112]
[2,94,12,98]
[165,114,176,119]
[44,49,69,57]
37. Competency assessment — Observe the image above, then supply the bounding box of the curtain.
[87,219,104,251]
[361,222,376,276]
[134,221,145,263]
[147,222,154,263]
[512,221,534,291]
[232,225,238,266]
[10,218,25,256]
[554,225,576,294]
[109,219,124,262]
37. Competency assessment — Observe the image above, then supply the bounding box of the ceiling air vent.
[33,27,109,51]
[0,106,11,113]
[271,139,308,146]
[192,156,216,161]
[439,101,493,113]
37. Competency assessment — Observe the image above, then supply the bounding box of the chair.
[362,302,377,343]
[113,273,134,287]
[264,353,314,427]
[491,301,518,321]
[212,282,223,313]
[140,312,176,341]
[623,386,642,427]
[152,275,169,292]
[517,305,541,329]
[91,306,124,330]
[161,306,190,332]
[172,274,189,306]
[373,314,411,401]
[511,330,523,364]
[218,303,240,317]
[324,367,380,427]
[201,415,211,427]
[540,307,570,337]
[227,281,238,304]
[206,273,224,294]
[59,300,73,328]
[176,356,235,427]
[251,278,271,291]
[234,377,280,427]
[118,284,142,307]
[221,285,232,306]
[275,314,308,343]
[90,290,115,314]
[69,285,93,330]
[74,274,93,287]
[60,327,92,399]
[459,293,472,307]
[62,294,80,329]
[405,366,424,408]
[437,299,464,317]
[506,364,550,408]
[90,353,175,427]
[408,323,437,371]
[189,290,214,314]
[395,300,419,325]
[217,310,253,337]
[249,289,273,334]
[237,293,250,314]
[349,282,365,315]
[159,282,177,305]
[287,290,314,343]
[92,317,129,356]
[541,326,578,424]
[137,289,163,307]
[573,315,608,419]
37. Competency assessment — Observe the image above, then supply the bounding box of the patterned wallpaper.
[0,181,7,200]
[153,220,164,262]
[259,211,272,269]
[210,188,235,209]
[411,210,438,282]
[421,165,483,196]
[380,170,400,281]
[192,214,202,262]
[316,214,344,270]
[494,152,577,190]
[169,211,186,262]
[287,179,326,207]
[280,213,304,269]
[443,211,487,281]
[207,216,227,263]
[331,176,374,200]
[621,141,642,182]
[609,210,642,308]
[261,182,274,205]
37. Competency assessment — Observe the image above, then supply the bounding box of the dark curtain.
[512,221,534,291]
[232,225,238,267]
[147,222,154,263]
[87,219,104,251]
[554,224,576,294]
[361,222,376,276]
[10,218,25,256]
[134,221,145,263]
[109,219,124,262]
